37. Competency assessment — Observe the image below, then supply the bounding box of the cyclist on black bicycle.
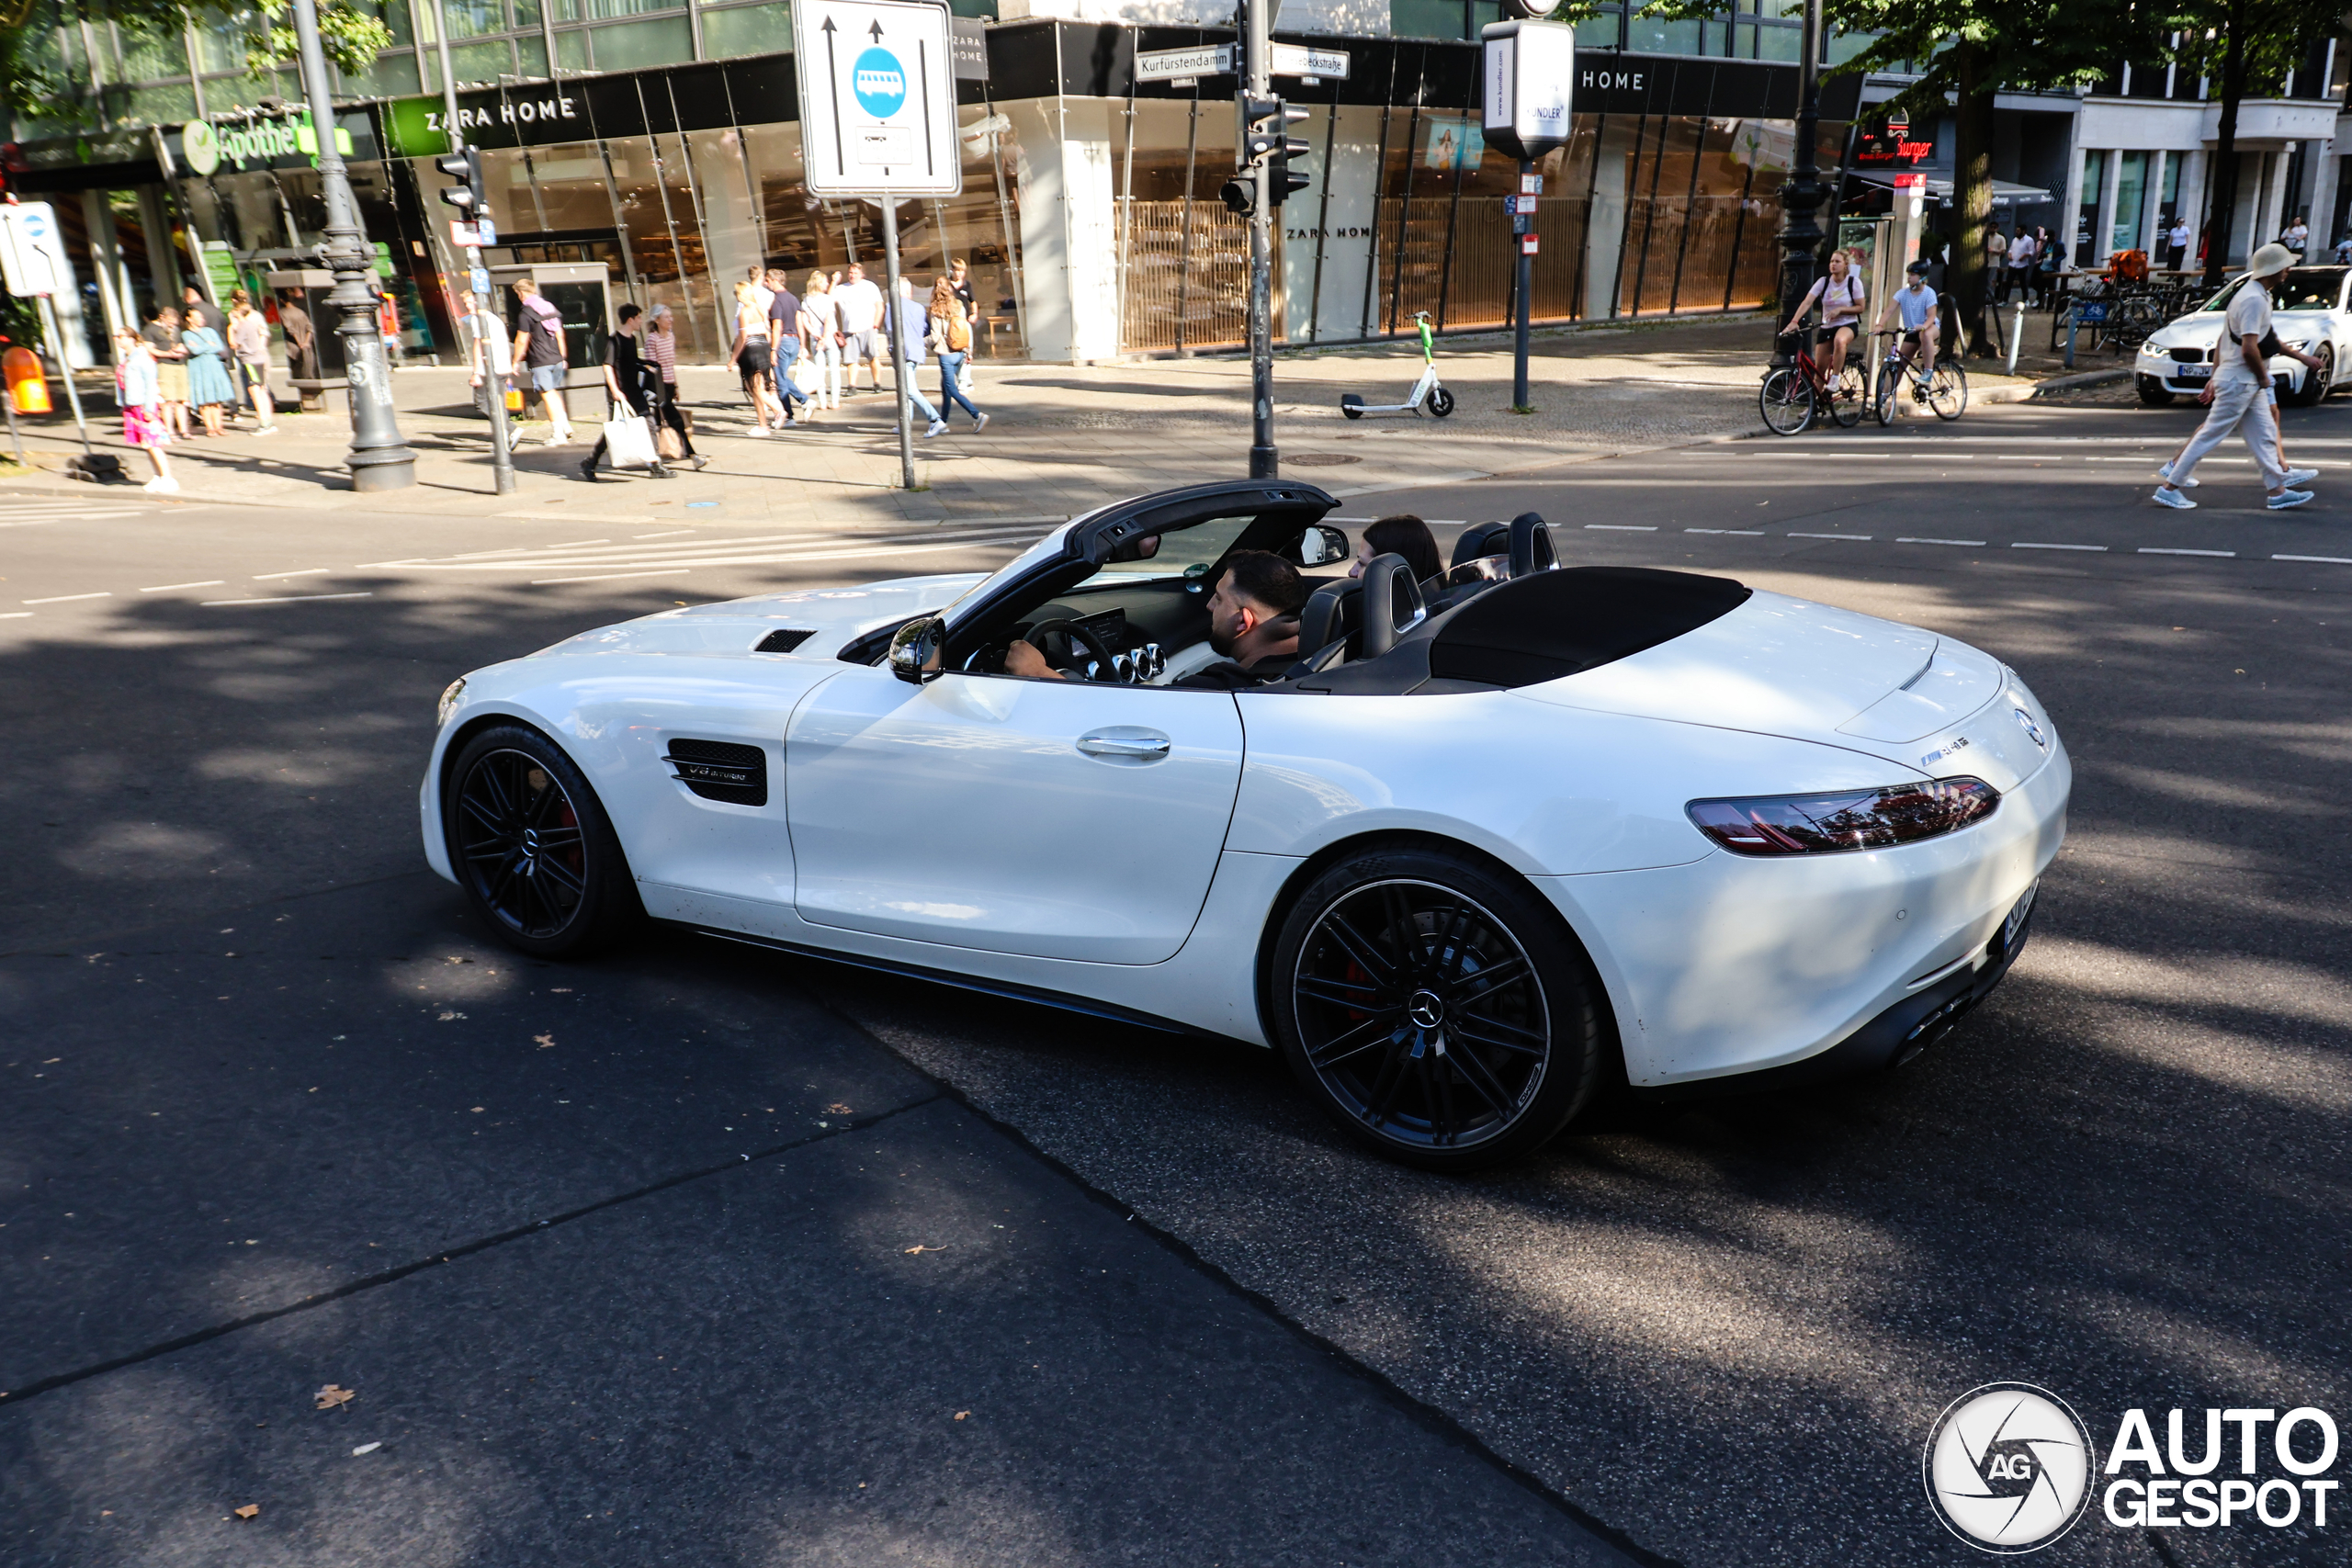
[1778,249,1866,387]
[1875,259,1941,395]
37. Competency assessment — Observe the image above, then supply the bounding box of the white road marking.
[2274,554,2352,564]
[0,611,30,618]
[1897,537,1986,547]
[199,592,374,606]
[1585,525,1657,531]
[531,569,692,585]
[2013,542,2107,551]
[1790,533,1871,540]
[140,581,226,592]
[253,568,331,580]
[636,529,698,538]
[2139,547,2235,557]
[21,592,111,604]
[1685,528,1764,536]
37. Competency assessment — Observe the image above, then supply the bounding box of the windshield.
[943,520,1079,615]
[2200,267,2346,314]
[1074,513,1259,589]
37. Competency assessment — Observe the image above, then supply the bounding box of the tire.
[1928,360,1969,420]
[2135,375,2175,407]
[1872,361,1898,425]
[444,724,642,959]
[2288,344,2333,407]
[1829,363,1867,427]
[1425,385,1455,418]
[1759,367,1815,434]
[1269,845,1607,1171]
[1340,393,1364,420]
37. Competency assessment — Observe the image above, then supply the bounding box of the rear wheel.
[2135,375,2175,407]
[1759,367,1815,434]
[1425,385,1455,418]
[445,724,641,959]
[1270,846,1606,1171]
[1928,360,1969,420]
[1828,363,1867,427]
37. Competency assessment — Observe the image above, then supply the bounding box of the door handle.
[1077,728,1171,761]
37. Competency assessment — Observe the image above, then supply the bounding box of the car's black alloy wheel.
[1271,847,1606,1169]
[446,724,639,958]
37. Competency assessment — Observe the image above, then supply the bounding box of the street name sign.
[795,0,962,196]
[1480,19,1574,163]
[0,203,69,297]
[1133,42,1350,83]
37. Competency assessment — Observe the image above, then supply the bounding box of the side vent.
[665,739,768,807]
[754,628,815,653]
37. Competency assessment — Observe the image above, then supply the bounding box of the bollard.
[2007,299,2025,377]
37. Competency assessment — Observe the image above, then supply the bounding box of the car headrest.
[1359,552,1427,660]
[1296,578,1363,660]
[1509,512,1556,576]
[1452,520,1511,568]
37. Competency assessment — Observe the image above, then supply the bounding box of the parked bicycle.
[1758,331,1867,435]
[1869,330,1967,423]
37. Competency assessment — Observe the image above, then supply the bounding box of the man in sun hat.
[2154,243,2310,511]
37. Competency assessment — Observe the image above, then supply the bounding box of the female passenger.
[1349,513,1442,581]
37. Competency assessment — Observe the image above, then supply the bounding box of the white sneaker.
[2283,467,2321,487]
[2153,487,2196,510]
[142,476,179,492]
[972,412,989,434]
[2267,490,2314,510]
[2154,462,2199,489]
[924,419,948,437]
[252,424,278,436]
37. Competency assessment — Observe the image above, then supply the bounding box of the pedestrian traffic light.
[435,147,485,216]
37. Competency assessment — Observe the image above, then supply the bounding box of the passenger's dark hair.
[1364,514,1442,581]
[1218,549,1306,615]
[617,303,642,322]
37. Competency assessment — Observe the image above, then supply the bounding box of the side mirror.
[1297,523,1350,568]
[887,615,946,684]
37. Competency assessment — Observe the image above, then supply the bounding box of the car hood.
[1513,591,2055,789]
[2147,309,2336,351]
[528,572,988,660]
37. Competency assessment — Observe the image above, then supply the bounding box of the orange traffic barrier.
[3,344,51,414]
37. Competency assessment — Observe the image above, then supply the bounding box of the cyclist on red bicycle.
[1778,249,1866,386]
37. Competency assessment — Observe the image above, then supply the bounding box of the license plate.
[2002,882,2039,951]
[2178,365,2211,378]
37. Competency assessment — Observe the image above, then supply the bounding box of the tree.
[1807,0,2162,355]
[2165,0,2346,286]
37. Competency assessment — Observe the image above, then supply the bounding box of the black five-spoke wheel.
[446,725,639,957]
[1272,847,1605,1169]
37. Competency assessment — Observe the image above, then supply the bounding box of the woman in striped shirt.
[642,304,703,467]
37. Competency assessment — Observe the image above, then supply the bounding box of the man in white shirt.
[2003,228,2035,303]
[2166,218,2191,273]
[2154,243,2310,511]
[1875,260,1941,389]
[831,264,887,392]
[2285,218,2309,255]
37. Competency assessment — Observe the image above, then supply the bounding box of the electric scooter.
[1340,312,1455,419]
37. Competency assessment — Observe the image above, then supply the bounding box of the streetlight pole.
[435,0,514,492]
[1243,0,1276,479]
[1770,0,1826,373]
[291,0,416,491]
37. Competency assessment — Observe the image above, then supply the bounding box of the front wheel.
[1759,367,1815,434]
[1424,384,1455,418]
[1828,364,1867,427]
[2288,344,2334,407]
[1928,360,1969,420]
[1270,846,1607,1171]
[445,724,642,959]
[2135,375,2175,407]
[1872,360,1900,425]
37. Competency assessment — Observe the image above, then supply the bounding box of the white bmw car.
[2135,265,2351,406]
[422,479,2069,1168]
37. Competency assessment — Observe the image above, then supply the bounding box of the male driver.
[1004,550,1306,687]
[2154,243,2310,511]
[832,263,887,393]
[1875,258,1940,394]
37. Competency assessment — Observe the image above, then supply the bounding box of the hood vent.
[666,739,768,807]
[754,628,816,653]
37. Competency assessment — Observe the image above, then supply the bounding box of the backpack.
[943,307,972,355]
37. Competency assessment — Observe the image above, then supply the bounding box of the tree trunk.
[2203,0,2248,288]
[1951,41,1996,356]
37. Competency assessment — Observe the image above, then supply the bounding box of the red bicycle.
[1759,329,1867,434]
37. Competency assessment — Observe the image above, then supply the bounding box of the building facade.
[3,0,1860,368]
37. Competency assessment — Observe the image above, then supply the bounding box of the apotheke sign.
[179,112,355,175]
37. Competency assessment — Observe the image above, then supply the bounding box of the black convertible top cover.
[1426,566,1752,688]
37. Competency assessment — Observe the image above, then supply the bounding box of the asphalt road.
[4,385,2347,1566]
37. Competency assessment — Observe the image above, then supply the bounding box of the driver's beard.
[1207,617,1240,659]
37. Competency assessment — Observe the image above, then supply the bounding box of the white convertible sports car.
[2134,265,2351,406]
[423,479,2068,1168]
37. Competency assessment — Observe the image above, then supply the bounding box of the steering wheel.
[1023,617,1123,681]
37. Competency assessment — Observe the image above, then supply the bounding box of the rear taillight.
[1687,777,2000,856]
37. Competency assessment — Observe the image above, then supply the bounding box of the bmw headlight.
[436,676,467,727]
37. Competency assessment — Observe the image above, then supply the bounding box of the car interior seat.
[1295,577,1364,668]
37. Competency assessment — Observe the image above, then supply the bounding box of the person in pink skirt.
[114,327,178,492]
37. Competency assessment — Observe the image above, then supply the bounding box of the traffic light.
[1227,96,1311,214]
[435,146,485,218]
[1239,96,1287,164]
[1270,120,1312,209]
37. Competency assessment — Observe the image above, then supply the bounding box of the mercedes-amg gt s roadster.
[423,479,2067,1168]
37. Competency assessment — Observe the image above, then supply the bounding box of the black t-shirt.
[605,331,657,405]
[952,277,977,313]
[769,288,800,338]
[521,306,564,367]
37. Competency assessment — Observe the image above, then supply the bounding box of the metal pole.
[881,199,917,491]
[1770,0,1826,373]
[35,297,93,455]
[436,0,514,492]
[4,387,24,466]
[1245,0,1276,478]
[292,0,417,491]
[1513,157,1533,410]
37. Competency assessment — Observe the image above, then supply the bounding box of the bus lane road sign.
[794,0,961,196]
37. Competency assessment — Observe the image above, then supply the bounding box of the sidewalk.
[0,311,2087,524]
